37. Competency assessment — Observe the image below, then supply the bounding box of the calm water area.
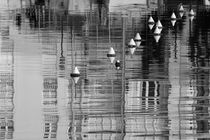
[0,0,210,139]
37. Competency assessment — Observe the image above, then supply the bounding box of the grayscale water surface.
[0,0,210,140]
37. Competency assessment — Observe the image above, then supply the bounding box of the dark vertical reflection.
[97,0,109,25]
[59,13,66,77]
[195,62,209,134]
[190,7,210,136]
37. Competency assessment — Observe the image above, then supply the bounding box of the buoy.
[148,16,155,30]
[148,16,155,24]
[171,12,176,20]
[115,60,121,70]
[148,24,154,30]
[154,26,161,35]
[156,20,163,32]
[153,34,161,43]
[171,12,176,27]
[129,47,136,55]
[189,15,194,21]
[107,47,116,64]
[134,33,141,47]
[179,12,184,18]
[178,4,184,18]
[171,20,176,27]
[189,9,195,16]
[70,67,80,84]
[153,27,161,43]
[179,5,184,12]
[128,38,136,48]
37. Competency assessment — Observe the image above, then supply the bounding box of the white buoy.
[148,16,155,24]
[129,47,136,55]
[70,67,80,84]
[153,35,161,43]
[179,12,184,18]
[189,9,195,16]
[107,47,116,64]
[148,16,155,30]
[171,12,176,20]
[156,20,163,32]
[153,26,161,43]
[179,5,184,12]
[190,15,194,21]
[154,26,161,35]
[171,20,176,27]
[148,24,154,30]
[171,12,176,27]
[134,33,141,47]
[128,38,136,48]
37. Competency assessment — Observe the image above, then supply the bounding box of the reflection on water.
[0,5,14,139]
[1,0,210,139]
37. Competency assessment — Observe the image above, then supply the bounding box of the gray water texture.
[0,0,210,139]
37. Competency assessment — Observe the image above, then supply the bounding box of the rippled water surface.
[1,0,210,139]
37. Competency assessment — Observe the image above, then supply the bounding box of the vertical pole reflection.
[59,13,65,77]
[195,60,209,134]
[120,14,126,139]
[68,80,76,140]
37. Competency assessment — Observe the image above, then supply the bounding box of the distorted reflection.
[42,40,59,139]
[0,0,210,139]
[0,7,14,139]
[125,80,169,139]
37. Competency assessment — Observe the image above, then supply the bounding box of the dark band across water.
[107,54,116,57]
[134,39,141,42]
[148,22,155,25]
[70,73,80,77]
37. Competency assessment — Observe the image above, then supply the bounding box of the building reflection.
[8,0,210,139]
[0,9,15,139]
[167,4,210,138]
[42,35,59,139]
[67,77,124,139]
[125,80,169,139]
[195,61,209,134]
[189,8,210,135]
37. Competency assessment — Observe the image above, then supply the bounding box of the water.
[1,0,210,139]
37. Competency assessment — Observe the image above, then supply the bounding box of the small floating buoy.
[70,67,80,84]
[179,12,184,18]
[153,34,161,43]
[171,20,176,27]
[153,27,161,43]
[156,20,163,32]
[189,15,194,21]
[189,9,195,16]
[148,16,155,30]
[134,33,141,47]
[129,47,136,55]
[171,12,176,27]
[153,26,161,35]
[171,12,176,20]
[128,38,136,48]
[107,47,116,64]
[115,60,121,70]
[179,5,184,12]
